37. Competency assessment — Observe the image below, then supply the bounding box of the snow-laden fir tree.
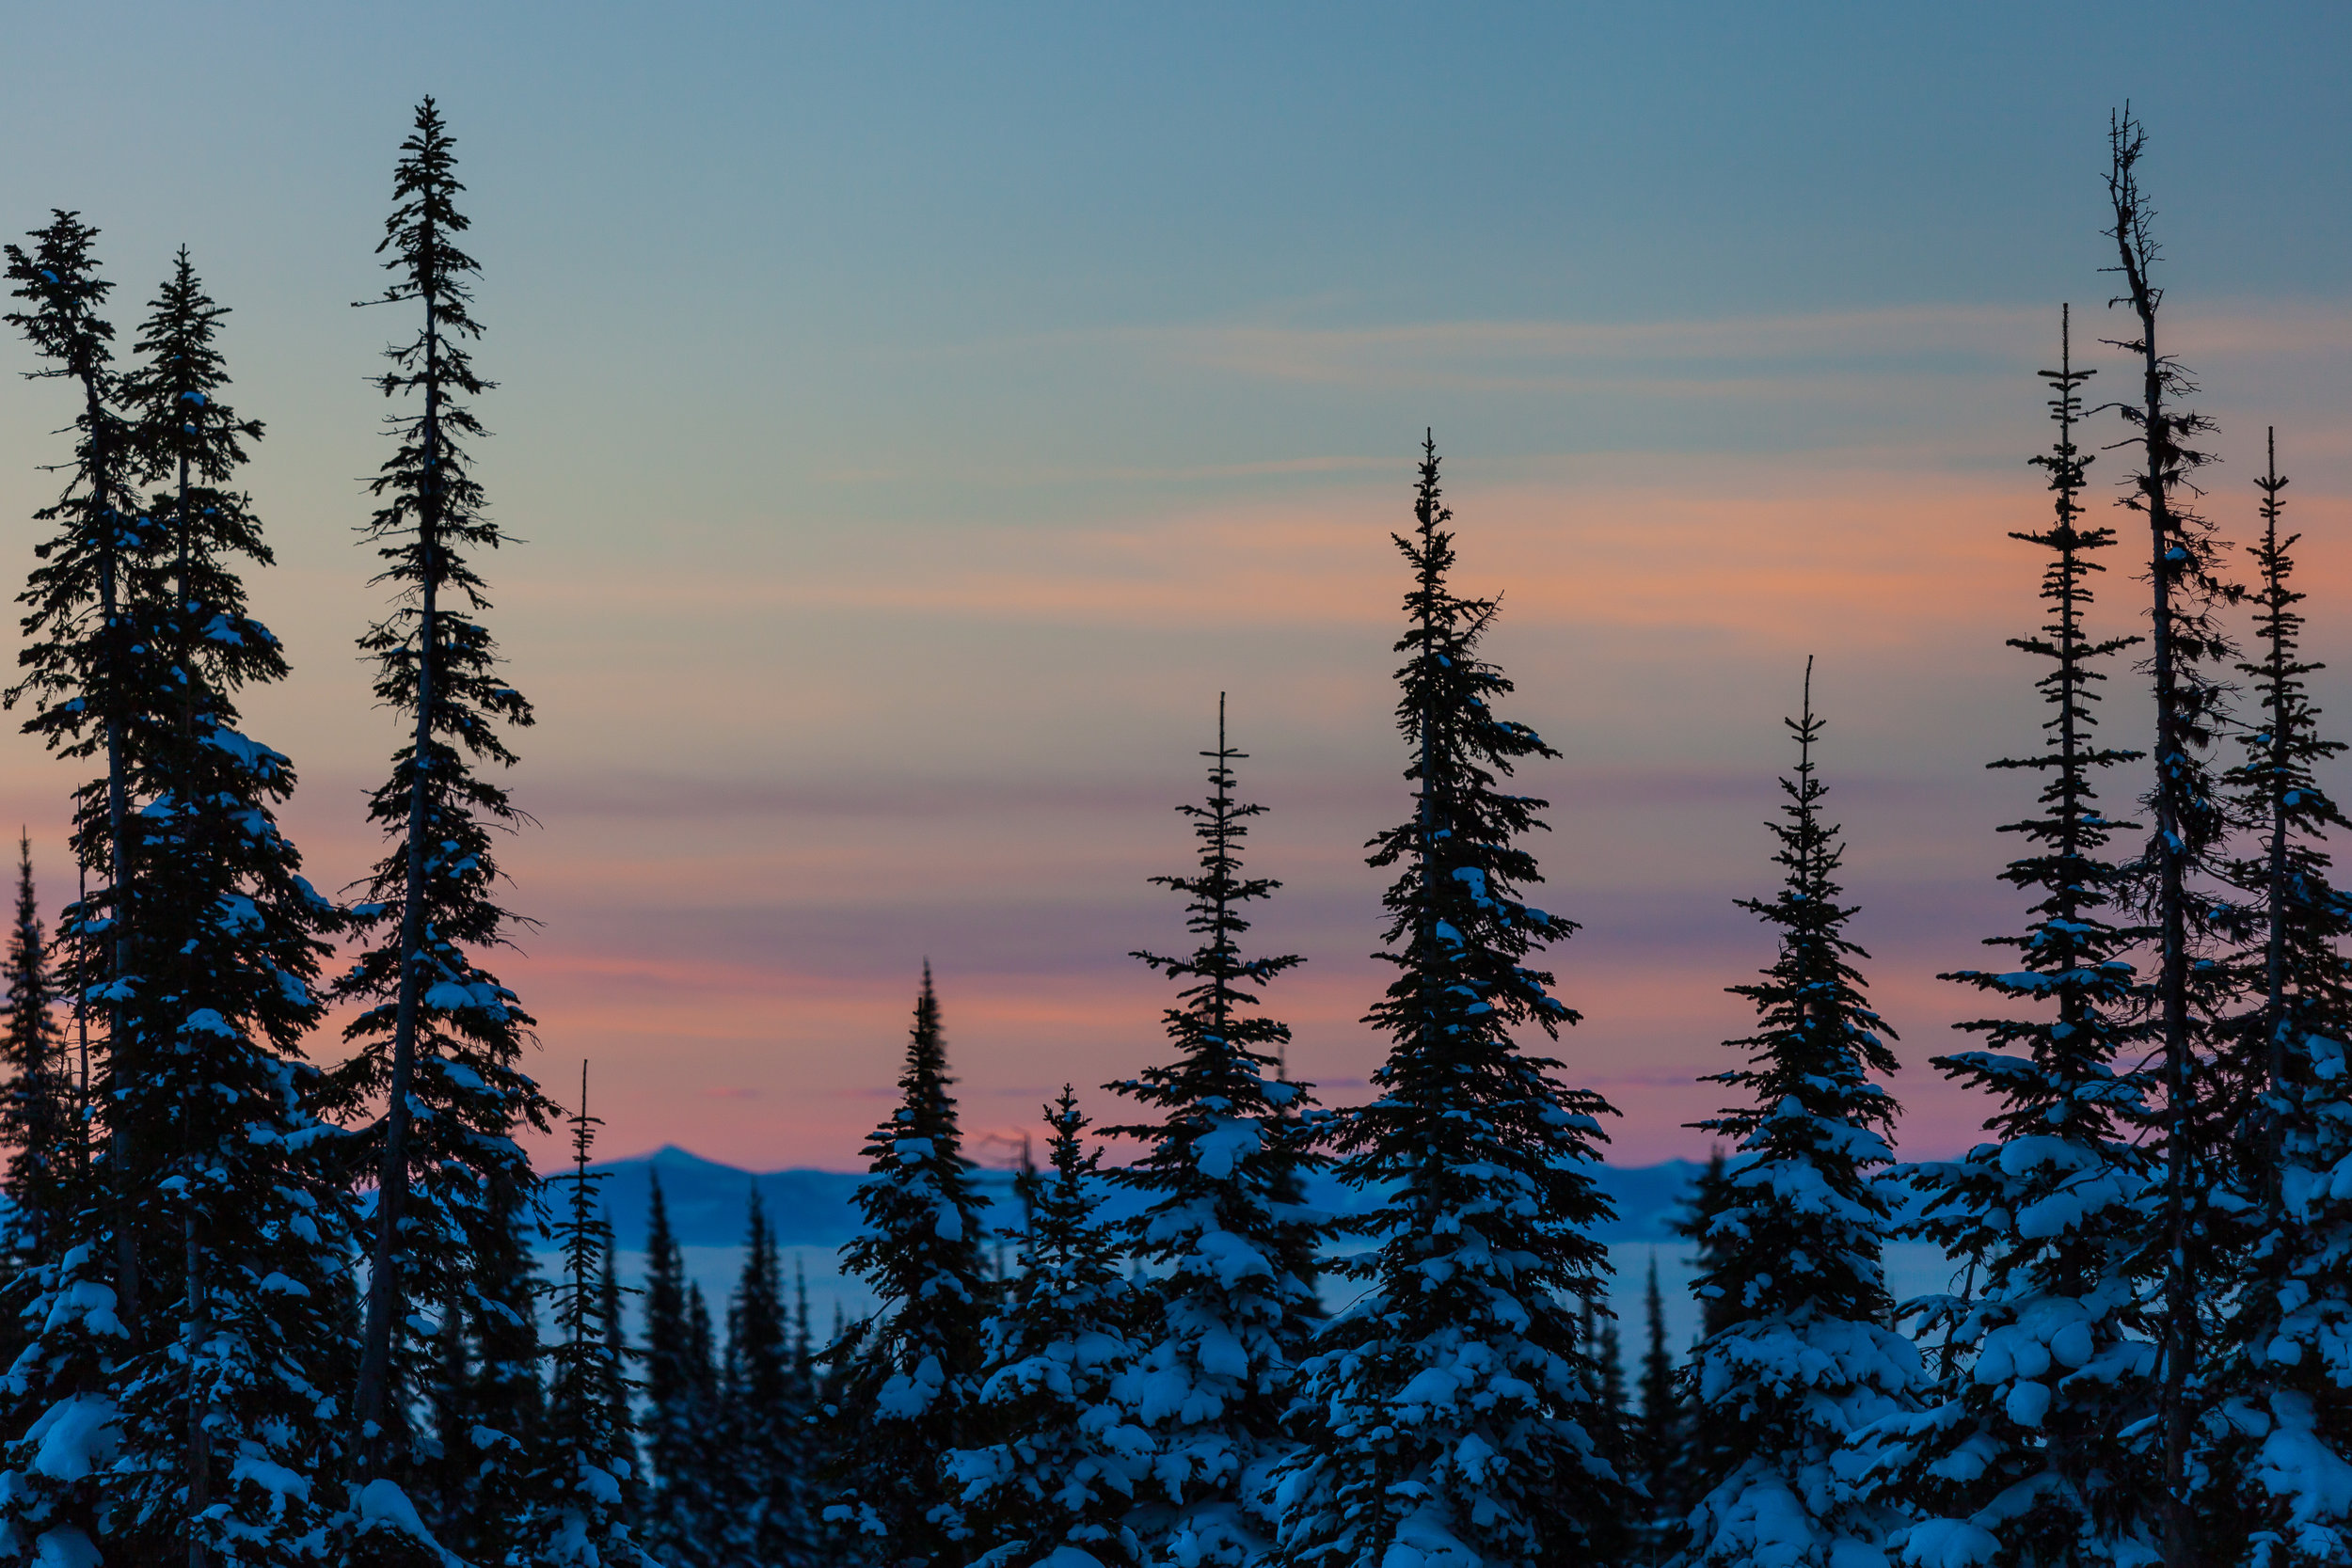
[1855,309,2161,1568]
[1678,661,1920,1568]
[2104,113,2240,1568]
[720,1190,809,1568]
[826,967,992,1567]
[332,99,549,1558]
[2208,433,2352,1565]
[948,1087,1151,1568]
[639,1172,714,1568]
[1101,696,1325,1565]
[0,833,70,1279]
[1269,436,1625,1568]
[2,214,159,1303]
[90,245,355,1568]
[514,1067,652,1568]
[0,213,175,1568]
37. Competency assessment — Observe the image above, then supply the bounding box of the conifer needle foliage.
[332,100,548,1539]
[1104,696,1324,1566]
[1680,661,1918,1568]
[1271,436,1624,1568]
[827,968,992,1568]
[1861,310,2160,1568]
[2212,434,2352,1562]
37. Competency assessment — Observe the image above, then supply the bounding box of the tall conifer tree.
[94,245,351,1568]
[949,1088,1150,1568]
[334,101,548,1547]
[1678,663,1920,1567]
[0,213,173,1568]
[1270,436,1623,1568]
[826,968,992,1567]
[2104,112,2239,1568]
[1104,696,1323,1565]
[1859,309,2161,1566]
[2210,434,2352,1562]
[3,213,158,1347]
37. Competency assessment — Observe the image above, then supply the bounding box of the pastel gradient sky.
[4,4,2351,1171]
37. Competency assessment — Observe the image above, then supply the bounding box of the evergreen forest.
[0,99,2346,1568]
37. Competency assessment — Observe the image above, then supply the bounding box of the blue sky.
[4,3,2349,1166]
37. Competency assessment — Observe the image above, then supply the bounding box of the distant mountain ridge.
[586,1145,1706,1251]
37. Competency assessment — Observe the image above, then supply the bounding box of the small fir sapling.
[1102,695,1325,1565]
[1269,436,1626,1568]
[1678,661,1921,1568]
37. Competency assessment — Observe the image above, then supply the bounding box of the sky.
[3,2,2350,1174]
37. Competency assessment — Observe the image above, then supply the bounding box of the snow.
[27,1396,116,1481]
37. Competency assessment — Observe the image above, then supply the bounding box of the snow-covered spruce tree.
[1101,696,1325,1565]
[825,967,992,1567]
[0,213,170,1568]
[641,1172,715,1567]
[1269,436,1624,1568]
[0,832,71,1277]
[3,212,163,1316]
[514,1068,651,1568]
[89,245,358,1568]
[2104,112,2243,1568]
[719,1190,804,1568]
[1853,309,2162,1568]
[332,98,549,1558]
[948,1087,1151,1568]
[1678,661,1920,1568]
[2209,433,2352,1564]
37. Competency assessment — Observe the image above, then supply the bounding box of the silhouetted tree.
[0,834,69,1277]
[2104,110,2237,1568]
[335,100,548,1559]
[516,1066,651,1567]
[1271,436,1625,1568]
[826,968,991,1567]
[948,1088,1148,1567]
[1103,695,1323,1564]
[1860,307,2160,1566]
[1681,662,1919,1567]
[2210,432,2352,1561]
